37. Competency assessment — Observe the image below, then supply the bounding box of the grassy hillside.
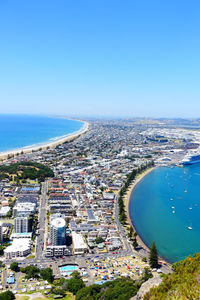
[144,253,200,300]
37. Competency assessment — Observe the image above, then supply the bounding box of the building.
[45,245,71,257]
[14,216,32,233]
[13,202,36,217]
[72,231,88,255]
[50,214,66,246]
[87,209,98,224]
[0,206,10,217]
[4,238,32,259]
[11,232,32,239]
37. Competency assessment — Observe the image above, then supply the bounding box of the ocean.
[0,114,84,153]
[129,165,200,263]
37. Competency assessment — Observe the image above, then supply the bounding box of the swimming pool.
[59,265,78,275]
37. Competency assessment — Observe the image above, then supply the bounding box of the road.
[114,194,132,253]
[35,181,48,260]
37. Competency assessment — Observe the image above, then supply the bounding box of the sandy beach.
[125,167,155,251]
[0,120,89,162]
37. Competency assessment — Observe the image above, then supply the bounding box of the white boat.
[189,207,192,210]
[187,226,192,230]
[183,153,200,165]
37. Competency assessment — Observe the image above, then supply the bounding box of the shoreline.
[125,167,172,266]
[0,120,89,162]
[125,167,155,252]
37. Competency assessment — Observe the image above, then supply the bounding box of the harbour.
[129,164,200,263]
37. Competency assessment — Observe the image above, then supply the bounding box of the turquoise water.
[0,114,84,153]
[129,165,200,263]
[60,265,78,273]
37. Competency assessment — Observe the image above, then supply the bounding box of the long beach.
[0,120,89,162]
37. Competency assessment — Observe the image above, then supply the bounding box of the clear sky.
[0,0,200,118]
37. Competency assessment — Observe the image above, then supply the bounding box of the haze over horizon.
[1,1,200,118]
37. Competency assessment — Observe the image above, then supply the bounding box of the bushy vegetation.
[10,262,19,272]
[0,291,15,300]
[54,272,153,299]
[40,267,54,283]
[0,161,54,182]
[52,271,85,296]
[118,161,154,224]
[144,253,200,299]
[20,265,54,282]
[76,278,140,300]
[20,265,40,279]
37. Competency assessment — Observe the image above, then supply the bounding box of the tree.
[67,278,85,294]
[76,285,101,300]
[128,226,134,238]
[10,262,19,272]
[21,265,40,279]
[133,238,138,249]
[95,237,104,244]
[0,246,4,256]
[40,267,54,283]
[149,241,158,268]
[71,270,81,279]
[142,257,147,262]
[52,288,66,297]
[0,291,15,300]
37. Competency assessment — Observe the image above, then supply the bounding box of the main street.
[114,194,132,253]
[35,181,48,260]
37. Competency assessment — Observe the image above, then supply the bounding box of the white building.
[13,202,36,217]
[45,245,69,257]
[50,214,66,246]
[0,206,10,217]
[4,238,32,259]
[72,231,88,255]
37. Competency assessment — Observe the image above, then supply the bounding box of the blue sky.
[0,0,200,118]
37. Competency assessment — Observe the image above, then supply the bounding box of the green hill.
[144,253,200,300]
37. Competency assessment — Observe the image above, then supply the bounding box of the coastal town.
[0,118,199,299]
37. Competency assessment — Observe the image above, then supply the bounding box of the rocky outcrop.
[131,276,162,300]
